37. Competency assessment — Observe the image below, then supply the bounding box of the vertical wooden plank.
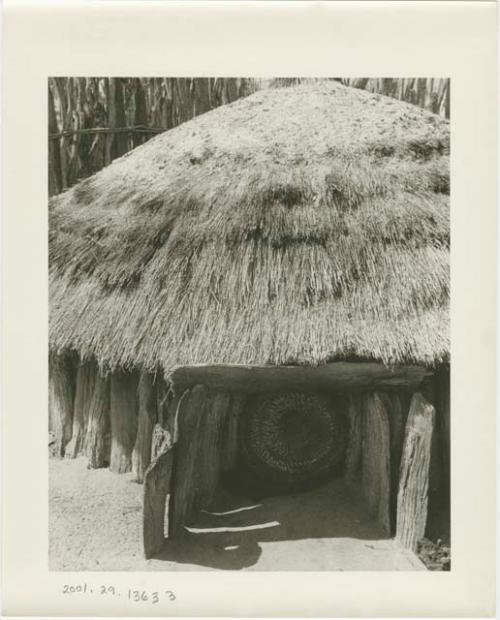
[437,368,450,487]
[132,372,158,483]
[220,393,245,473]
[65,360,96,458]
[143,424,174,559]
[436,368,450,540]
[344,394,363,483]
[85,371,111,469]
[396,392,435,551]
[195,391,231,509]
[48,353,75,458]
[388,392,406,534]
[362,392,391,534]
[109,370,139,474]
[168,384,208,538]
[156,375,171,431]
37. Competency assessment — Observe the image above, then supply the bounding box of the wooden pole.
[396,392,435,551]
[85,370,111,469]
[361,392,391,534]
[132,372,158,483]
[110,371,139,474]
[65,360,96,459]
[48,353,75,458]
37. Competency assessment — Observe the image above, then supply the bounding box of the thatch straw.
[49,81,449,372]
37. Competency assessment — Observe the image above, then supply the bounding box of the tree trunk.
[168,384,207,538]
[195,391,231,509]
[396,392,435,551]
[109,370,139,473]
[221,393,245,472]
[65,360,96,458]
[143,424,174,559]
[132,372,157,483]
[344,394,363,483]
[361,392,391,534]
[85,371,111,469]
[49,353,75,457]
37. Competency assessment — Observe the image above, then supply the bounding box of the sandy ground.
[49,457,424,571]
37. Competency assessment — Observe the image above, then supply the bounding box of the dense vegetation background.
[49,77,450,196]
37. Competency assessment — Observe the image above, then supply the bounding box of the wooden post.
[168,384,207,538]
[387,393,406,534]
[344,394,363,483]
[49,353,75,458]
[361,392,391,534]
[195,391,231,509]
[65,360,96,459]
[110,371,139,474]
[221,394,245,473]
[132,372,158,483]
[85,371,111,469]
[396,392,435,551]
[143,424,174,559]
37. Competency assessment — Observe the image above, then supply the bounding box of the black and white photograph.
[47,77,451,573]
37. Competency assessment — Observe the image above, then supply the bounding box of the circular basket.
[239,392,348,492]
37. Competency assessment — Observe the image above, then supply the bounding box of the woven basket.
[239,391,348,491]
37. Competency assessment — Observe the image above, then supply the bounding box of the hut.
[49,81,450,562]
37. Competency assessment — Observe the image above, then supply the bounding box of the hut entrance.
[230,392,349,497]
[143,363,437,570]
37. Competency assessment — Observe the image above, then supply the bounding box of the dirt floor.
[49,457,425,571]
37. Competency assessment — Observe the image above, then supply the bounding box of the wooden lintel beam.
[170,362,431,395]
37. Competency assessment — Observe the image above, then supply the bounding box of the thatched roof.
[49,81,449,373]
